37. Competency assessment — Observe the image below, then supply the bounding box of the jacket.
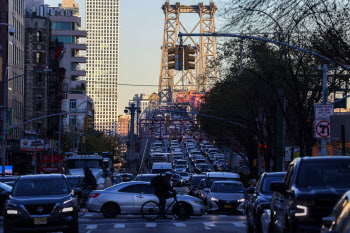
[84,169,97,186]
[153,176,175,197]
[104,176,113,189]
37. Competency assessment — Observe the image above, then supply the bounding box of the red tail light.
[89,193,100,198]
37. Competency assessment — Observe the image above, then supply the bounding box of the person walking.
[83,167,97,190]
[104,172,113,189]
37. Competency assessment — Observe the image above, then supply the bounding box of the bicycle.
[141,195,192,221]
[77,185,91,217]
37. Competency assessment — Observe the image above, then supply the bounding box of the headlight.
[210,197,219,201]
[7,209,20,215]
[237,199,245,202]
[61,207,74,212]
[295,205,308,217]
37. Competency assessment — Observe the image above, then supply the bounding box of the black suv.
[246,172,286,233]
[269,156,350,233]
[2,174,81,233]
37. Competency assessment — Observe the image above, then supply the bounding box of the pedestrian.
[83,167,97,190]
[151,171,177,219]
[104,172,113,189]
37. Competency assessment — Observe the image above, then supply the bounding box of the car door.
[133,184,159,213]
[118,184,139,214]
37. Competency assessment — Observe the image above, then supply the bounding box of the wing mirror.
[72,188,82,197]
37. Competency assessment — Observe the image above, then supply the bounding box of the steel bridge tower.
[158,2,218,102]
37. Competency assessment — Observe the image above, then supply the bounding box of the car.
[174,159,189,170]
[113,174,122,184]
[119,173,134,181]
[270,156,350,233]
[178,172,190,185]
[174,165,187,173]
[188,175,206,196]
[194,163,211,174]
[246,172,286,233]
[3,174,80,233]
[194,158,207,167]
[0,182,12,216]
[135,174,157,182]
[171,173,183,187]
[206,181,245,214]
[86,181,206,218]
[321,190,350,233]
[200,172,241,202]
[196,179,206,199]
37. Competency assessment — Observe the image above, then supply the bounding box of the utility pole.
[125,103,140,173]
[320,64,329,156]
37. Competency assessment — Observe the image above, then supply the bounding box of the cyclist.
[151,171,177,219]
[83,167,97,190]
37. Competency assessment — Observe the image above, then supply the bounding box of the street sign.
[315,104,334,119]
[315,120,331,138]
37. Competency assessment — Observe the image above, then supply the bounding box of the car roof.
[299,156,350,161]
[138,174,157,176]
[18,174,64,180]
[212,180,242,184]
[264,172,286,177]
[206,172,240,178]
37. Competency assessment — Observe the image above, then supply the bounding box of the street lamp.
[1,68,51,175]
[0,23,16,36]
[124,103,140,173]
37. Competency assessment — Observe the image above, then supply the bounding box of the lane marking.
[146,223,157,227]
[85,224,97,230]
[114,223,125,228]
[174,223,186,227]
[203,222,216,227]
[233,222,246,227]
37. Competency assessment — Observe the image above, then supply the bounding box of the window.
[51,35,77,43]
[119,184,154,194]
[69,99,77,110]
[69,116,76,126]
[36,30,42,42]
[52,22,78,30]
[36,52,41,63]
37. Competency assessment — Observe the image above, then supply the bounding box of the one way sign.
[315,120,331,138]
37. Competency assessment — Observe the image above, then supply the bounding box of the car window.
[261,175,285,193]
[211,183,244,193]
[132,184,155,194]
[119,185,136,193]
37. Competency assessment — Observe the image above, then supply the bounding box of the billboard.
[20,139,45,151]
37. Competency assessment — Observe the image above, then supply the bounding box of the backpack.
[151,175,162,187]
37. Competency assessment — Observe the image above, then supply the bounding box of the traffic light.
[168,46,183,70]
[184,45,196,70]
[84,117,93,129]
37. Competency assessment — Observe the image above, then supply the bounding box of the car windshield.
[200,164,209,168]
[66,177,85,189]
[208,177,239,187]
[67,159,103,169]
[179,172,188,176]
[13,178,69,196]
[296,160,350,189]
[261,175,285,193]
[173,174,180,178]
[192,176,205,185]
[177,161,187,165]
[211,183,244,193]
[176,165,186,168]
[174,157,183,160]
[139,176,156,182]
[197,160,206,163]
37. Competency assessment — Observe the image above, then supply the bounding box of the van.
[151,163,172,174]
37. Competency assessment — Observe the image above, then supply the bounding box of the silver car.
[86,181,206,218]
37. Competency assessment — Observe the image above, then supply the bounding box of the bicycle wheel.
[172,202,191,220]
[141,201,160,221]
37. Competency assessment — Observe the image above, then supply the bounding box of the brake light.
[89,193,100,198]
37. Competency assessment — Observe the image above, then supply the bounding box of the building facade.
[117,114,130,137]
[49,0,93,133]
[129,93,150,113]
[86,0,119,133]
[0,0,25,141]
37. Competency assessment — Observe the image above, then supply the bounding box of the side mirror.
[72,188,82,197]
[0,191,10,198]
[270,181,287,195]
[246,187,255,194]
[203,188,210,192]
[322,216,335,229]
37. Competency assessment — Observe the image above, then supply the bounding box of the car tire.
[101,202,120,218]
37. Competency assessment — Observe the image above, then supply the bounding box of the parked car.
[321,190,350,233]
[86,181,206,218]
[0,182,12,216]
[2,174,81,233]
[206,181,245,214]
[246,172,286,233]
[270,156,350,233]
[188,175,206,196]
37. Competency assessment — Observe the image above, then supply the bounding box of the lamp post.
[124,103,140,173]
[1,69,51,175]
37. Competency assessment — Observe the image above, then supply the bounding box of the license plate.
[224,205,232,209]
[34,218,47,225]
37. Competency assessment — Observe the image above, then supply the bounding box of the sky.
[44,0,220,115]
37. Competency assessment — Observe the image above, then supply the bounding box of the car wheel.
[101,202,120,218]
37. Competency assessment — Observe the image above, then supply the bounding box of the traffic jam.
[0,118,349,233]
